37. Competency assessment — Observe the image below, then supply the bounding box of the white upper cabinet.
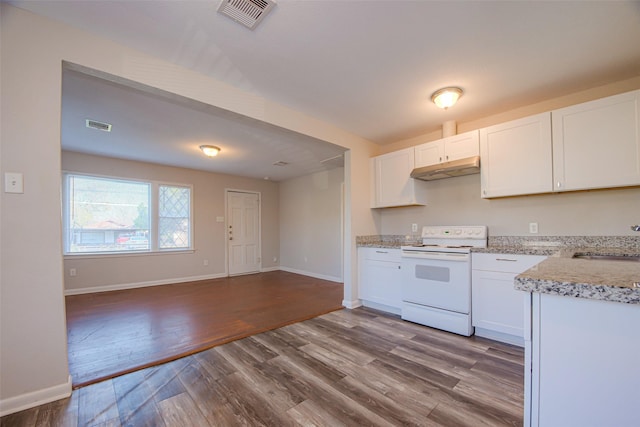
[370,147,426,208]
[480,113,553,198]
[415,130,480,168]
[552,90,640,192]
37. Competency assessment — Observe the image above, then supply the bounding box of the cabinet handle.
[446,155,449,160]
[557,181,562,188]
[398,265,401,269]
[375,250,388,254]
[496,258,517,262]
[439,157,442,162]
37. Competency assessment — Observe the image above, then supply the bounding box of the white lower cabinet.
[471,253,546,346]
[358,247,402,314]
[526,293,640,427]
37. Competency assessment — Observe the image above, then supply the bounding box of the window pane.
[67,175,150,253]
[159,185,191,249]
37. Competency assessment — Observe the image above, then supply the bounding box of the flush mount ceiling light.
[431,87,463,110]
[200,145,221,157]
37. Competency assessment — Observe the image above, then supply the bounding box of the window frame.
[62,172,194,256]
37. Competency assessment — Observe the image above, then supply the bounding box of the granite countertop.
[357,234,640,305]
[357,241,403,249]
[514,247,640,305]
[471,245,561,256]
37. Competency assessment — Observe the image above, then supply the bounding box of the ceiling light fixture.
[200,145,221,157]
[431,87,463,110]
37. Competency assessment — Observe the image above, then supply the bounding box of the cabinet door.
[358,248,402,309]
[371,148,425,208]
[472,270,525,338]
[472,253,546,345]
[480,113,553,198]
[442,130,480,162]
[414,141,443,168]
[552,90,640,192]
[414,130,479,168]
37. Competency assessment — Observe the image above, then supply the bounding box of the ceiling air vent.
[217,0,276,30]
[273,161,288,166]
[86,119,112,132]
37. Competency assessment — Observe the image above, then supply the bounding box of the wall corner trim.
[0,375,72,417]
[342,299,363,309]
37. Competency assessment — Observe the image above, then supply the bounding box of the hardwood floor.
[2,308,524,426]
[65,271,344,387]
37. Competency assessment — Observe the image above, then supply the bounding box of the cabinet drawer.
[472,253,546,273]
[359,247,401,262]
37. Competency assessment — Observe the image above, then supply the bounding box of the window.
[159,185,191,249]
[63,173,192,254]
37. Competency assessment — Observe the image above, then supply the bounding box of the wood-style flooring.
[2,308,525,427]
[65,271,344,387]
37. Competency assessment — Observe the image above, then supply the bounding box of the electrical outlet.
[411,223,418,233]
[4,172,24,194]
[203,259,209,266]
[273,257,277,262]
[69,268,77,277]
[529,222,539,234]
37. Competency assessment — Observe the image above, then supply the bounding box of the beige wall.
[62,152,279,292]
[376,79,640,237]
[379,174,640,237]
[0,4,379,413]
[279,168,344,281]
[379,76,640,155]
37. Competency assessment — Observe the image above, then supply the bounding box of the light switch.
[4,172,24,194]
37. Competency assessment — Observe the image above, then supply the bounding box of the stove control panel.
[421,226,487,239]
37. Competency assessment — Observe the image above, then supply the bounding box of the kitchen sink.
[572,253,640,262]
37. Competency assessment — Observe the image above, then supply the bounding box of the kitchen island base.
[525,292,640,427]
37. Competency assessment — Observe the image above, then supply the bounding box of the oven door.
[401,251,471,314]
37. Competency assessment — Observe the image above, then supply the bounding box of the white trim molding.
[64,273,228,295]
[342,299,363,309]
[279,266,342,283]
[0,375,72,417]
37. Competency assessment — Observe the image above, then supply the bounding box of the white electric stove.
[400,226,487,336]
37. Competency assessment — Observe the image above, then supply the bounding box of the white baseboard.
[0,375,72,417]
[475,327,524,347]
[279,266,342,283]
[342,299,363,309]
[260,266,280,272]
[64,273,228,295]
[362,300,401,315]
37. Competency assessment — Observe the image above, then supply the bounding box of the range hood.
[410,156,480,181]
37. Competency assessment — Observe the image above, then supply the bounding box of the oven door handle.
[401,252,469,261]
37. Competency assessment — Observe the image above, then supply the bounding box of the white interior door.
[227,191,260,276]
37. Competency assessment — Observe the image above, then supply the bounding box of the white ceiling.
[61,68,346,181]
[7,0,640,179]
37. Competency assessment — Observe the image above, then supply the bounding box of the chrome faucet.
[631,225,640,232]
